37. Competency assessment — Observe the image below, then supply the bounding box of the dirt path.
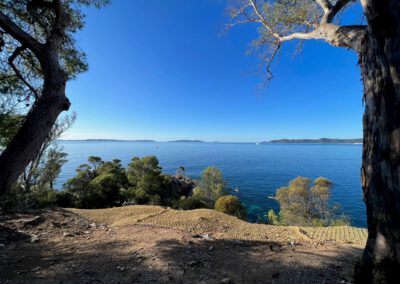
[0,207,365,283]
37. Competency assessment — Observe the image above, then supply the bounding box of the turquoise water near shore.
[57,141,366,227]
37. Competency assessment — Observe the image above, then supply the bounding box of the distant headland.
[263,138,362,144]
[59,139,156,142]
[167,140,204,143]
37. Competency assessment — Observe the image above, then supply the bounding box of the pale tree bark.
[241,0,400,282]
[0,0,70,195]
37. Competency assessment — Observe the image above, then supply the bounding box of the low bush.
[176,196,207,210]
[215,195,247,220]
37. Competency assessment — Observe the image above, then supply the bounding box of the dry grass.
[70,205,367,246]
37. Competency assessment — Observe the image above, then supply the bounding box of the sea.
[57,141,366,228]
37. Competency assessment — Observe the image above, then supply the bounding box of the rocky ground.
[0,207,365,283]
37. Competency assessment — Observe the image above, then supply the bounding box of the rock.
[83,231,90,234]
[269,244,281,252]
[63,232,73,237]
[19,216,42,227]
[189,261,198,267]
[208,246,214,252]
[30,234,39,243]
[199,234,213,240]
[30,266,41,272]
[0,243,5,248]
[221,277,232,284]
[89,223,97,228]
[117,265,125,272]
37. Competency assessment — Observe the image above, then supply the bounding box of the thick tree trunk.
[0,67,70,196]
[356,1,400,283]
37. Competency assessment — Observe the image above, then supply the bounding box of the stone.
[30,266,41,272]
[200,234,213,240]
[221,277,232,284]
[208,246,214,251]
[189,260,197,267]
[30,234,39,243]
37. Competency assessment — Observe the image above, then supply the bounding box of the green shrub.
[267,209,281,225]
[269,176,349,227]
[193,166,227,208]
[122,187,150,205]
[35,189,58,208]
[215,195,247,220]
[55,191,75,207]
[86,173,122,208]
[330,216,351,226]
[176,196,207,210]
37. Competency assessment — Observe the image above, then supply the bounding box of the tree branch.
[8,46,40,99]
[324,0,356,23]
[315,0,333,13]
[0,11,42,54]
[248,0,366,52]
[48,0,68,45]
[249,0,282,41]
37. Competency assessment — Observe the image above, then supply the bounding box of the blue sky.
[64,0,364,142]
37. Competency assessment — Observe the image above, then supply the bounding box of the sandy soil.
[0,206,366,283]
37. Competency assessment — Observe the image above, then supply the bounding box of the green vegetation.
[0,114,24,148]
[192,166,228,208]
[1,114,75,209]
[215,195,247,220]
[1,151,247,218]
[267,176,349,227]
[1,146,68,209]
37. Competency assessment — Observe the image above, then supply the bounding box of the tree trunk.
[356,1,400,282]
[0,68,70,196]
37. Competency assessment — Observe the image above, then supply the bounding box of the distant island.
[59,139,156,142]
[263,138,362,144]
[167,140,204,143]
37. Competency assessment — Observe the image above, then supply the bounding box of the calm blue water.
[57,141,366,227]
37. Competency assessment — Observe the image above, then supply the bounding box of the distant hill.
[60,139,156,142]
[168,140,204,143]
[265,138,362,144]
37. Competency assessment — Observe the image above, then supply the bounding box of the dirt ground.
[0,206,365,284]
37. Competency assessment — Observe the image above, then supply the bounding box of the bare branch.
[8,46,40,99]
[0,11,42,54]
[315,0,332,13]
[279,31,316,41]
